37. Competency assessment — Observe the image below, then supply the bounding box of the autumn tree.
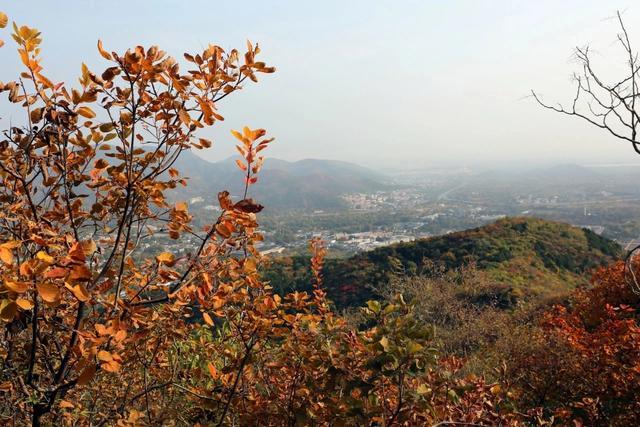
[0,10,277,425]
[502,262,640,425]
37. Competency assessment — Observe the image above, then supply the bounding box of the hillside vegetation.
[264,217,622,307]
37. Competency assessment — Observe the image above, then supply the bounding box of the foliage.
[0,11,278,425]
[381,263,531,357]
[265,217,621,308]
[0,13,539,426]
[503,261,640,425]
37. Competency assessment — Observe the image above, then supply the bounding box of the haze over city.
[2,1,640,169]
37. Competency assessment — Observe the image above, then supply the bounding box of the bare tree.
[532,10,640,292]
[532,11,640,152]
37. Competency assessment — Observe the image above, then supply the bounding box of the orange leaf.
[101,360,120,372]
[68,242,86,262]
[156,252,175,266]
[19,261,33,277]
[202,312,214,326]
[175,201,188,212]
[4,280,28,294]
[198,138,212,148]
[97,39,112,60]
[37,282,60,303]
[69,264,91,281]
[97,350,112,362]
[0,248,13,265]
[59,400,74,409]
[0,240,21,249]
[114,330,127,342]
[67,283,90,302]
[215,223,231,239]
[44,267,67,279]
[207,362,217,379]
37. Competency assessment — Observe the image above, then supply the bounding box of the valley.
[162,153,640,259]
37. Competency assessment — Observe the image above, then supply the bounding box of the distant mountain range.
[170,151,390,210]
[263,217,622,308]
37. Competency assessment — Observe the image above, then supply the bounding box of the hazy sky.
[2,1,640,169]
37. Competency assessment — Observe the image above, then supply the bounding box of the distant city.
[143,158,640,258]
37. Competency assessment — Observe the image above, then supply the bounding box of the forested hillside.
[264,217,622,307]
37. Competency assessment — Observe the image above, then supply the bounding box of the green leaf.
[367,300,381,314]
[407,340,424,354]
[416,384,430,395]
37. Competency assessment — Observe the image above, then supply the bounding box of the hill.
[170,151,390,210]
[263,217,622,308]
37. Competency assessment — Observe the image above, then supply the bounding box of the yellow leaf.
[416,384,430,395]
[230,129,243,141]
[82,239,97,256]
[490,384,501,395]
[77,106,96,119]
[15,298,33,310]
[407,341,423,354]
[36,251,54,265]
[37,282,60,303]
[0,12,7,29]
[243,258,257,273]
[379,336,390,352]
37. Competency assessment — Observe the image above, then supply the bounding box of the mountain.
[263,217,622,308]
[170,151,390,210]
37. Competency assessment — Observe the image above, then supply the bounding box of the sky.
[2,1,640,169]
